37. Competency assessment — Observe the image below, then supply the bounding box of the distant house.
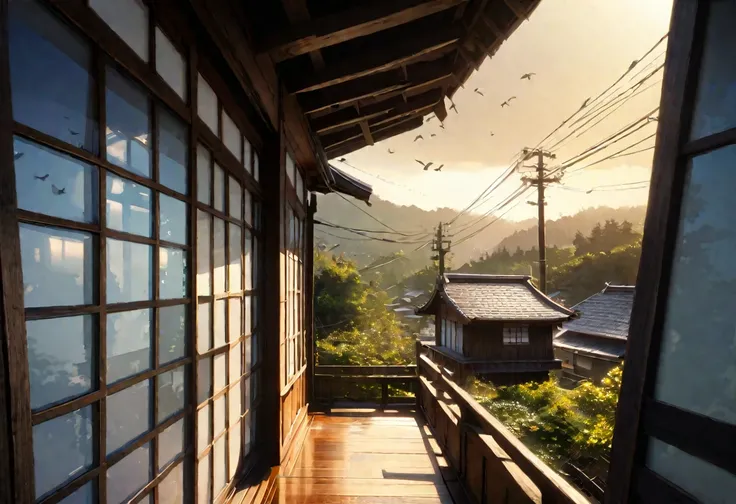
[416,274,574,385]
[554,284,634,384]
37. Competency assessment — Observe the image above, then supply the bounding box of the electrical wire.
[563,133,657,177]
[450,183,528,236]
[333,192,405,234]
[333,159,432,199]
[452,189,533,247]
[315,223,430,244]
[447,162,519,225]
[315,218,431,237]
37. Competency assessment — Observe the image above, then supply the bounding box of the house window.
[90,0,149,62]
[503,325,529,345]
[440,318,463,354]
[155,27,187,101]
[575,355,593,370]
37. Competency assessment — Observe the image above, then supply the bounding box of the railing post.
[415,341,422,410]
[381,381,388,411]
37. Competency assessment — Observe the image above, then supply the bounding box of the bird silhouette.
[586,189,594,194]
[34,174,49,181]
[413,135,424,142]
[449,103,458,114]
[63,115,70,120]
[434,164,444,172]
[430,133,437,138]
[52,184,66,195]
[439,123,445,130]
[490,132,495,137]
[13,152,24,161]
[388,148,395,154]
[69,129,80,136]
[415,159,433,171]
[473,88,484,96]
[580,97,591,110]
[426,115,435,122]
[648,116,659,122]
[501,96,517,107]
[338,157,347,162]
[628,59,639,71]
[521,73,536,80]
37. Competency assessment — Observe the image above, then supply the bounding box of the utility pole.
[520,148,558,294]
[432,222,451,278]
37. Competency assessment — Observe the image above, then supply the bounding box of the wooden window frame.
[502,325,529,345]
[607,1,736,502]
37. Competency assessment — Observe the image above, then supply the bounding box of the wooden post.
[305,193,316,410]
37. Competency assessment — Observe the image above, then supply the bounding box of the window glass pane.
[228,423,241,481]
[228,298,241,344]
[158,461,184,504]
[244,230,252,291]
[107,442,152,504]
[214,435,227,495]
[222,111,242,161]
[157,366,185,422]
[197,302,212,354]
[106,67,151,178]
[229,381,242,426]
[27,315,94,410]
[244,335,252,373]
[197,403,211,452]
[107,380,151,454]
[196,210,211,296]
[159,247,187,300]
[14,137,98,223]
[107,308,151,383]
[244,190,252,226]
[647,437,736,503]
[197,452,211,504]
[230,342,242,384]
[244,375,251,412]
[90,0,148,61]
[9,0,97,153]
[244,412,252,456]
[253,152,260,183]
[214,353,226,392]
[33,406,93,499]
[107,239,152,304]
[159,194,187,245]
[285,154,295,186]
[296,170,304,203]
[214,164,225,212]
[197,357,211,404]
[690,0,736,140]
[107,174,152,237]
[244,137,252,174]
[155,27,186,100]
[159,305,186,365]
[229,224,242,292]
[20,224,94,308]
[252,238,259,289]
[59,481,95,504]
[197,73,218,135]
[197,145,211,205]
[654,146,736,426]
[158,108,188,194]
[214,395,226,437]
[214,299,226,348]
[228,177,241,219]
[213,218,226,293]
[244,297,252,336]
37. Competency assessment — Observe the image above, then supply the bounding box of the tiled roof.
[563,284,634,340]
[554,330,626,360]
[435,274,574,322]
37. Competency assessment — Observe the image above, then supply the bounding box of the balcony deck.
[269,410,457,503]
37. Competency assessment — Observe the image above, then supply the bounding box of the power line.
[315,218,430,237]
[450,183,528,235]
[333,192,404,234]
[453,191,532,247]
[315,223,429,244]
[563,133,657,177]
[333,159,431,199]
[447,162,519,225]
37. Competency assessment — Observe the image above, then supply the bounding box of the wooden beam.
[359,121,375,146]
[283,20,464,93]
[481,14,505,40]
[281,0,325,69]
[433,100,448,122]
[502,0,529,20]
[325,116,424,158]
[266,0,467,62]
[311,94,405,134]
[298,55,456,113]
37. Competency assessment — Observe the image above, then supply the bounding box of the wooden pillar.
[305,193,316,407]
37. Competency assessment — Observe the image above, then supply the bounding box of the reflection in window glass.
[160,194,187,245]
[654,146,736,426]
[160,247,187,300]
[222,111,242,162]
[254,152,260,183]
[197,452,211,504]
[244,335,252,373]
[9,0,97,153]
[690,0,736,140]
[157,366,185,422]
[14,137,98,223]
[286,153,295,185]
[159,304,186,365]
[159,107,188,194]
[197,144,211,204]
[214,395,225,435]
[214,435,227,496]
[89,0,148,62]
[155,27,186,100]
[107,379,151,454]
[244,137,252,174]
[158,461,184,504]
[197,403,211,452]
[214,299,226,348]
[197,73,218,135]
[214,164,225,212]
[213,218,226,293]
[107,442,152,504]
[33,406,93,499]
[196,210,211,297]
[197,302,212,354]
[244,189,252,225]
[228,424,241,480]
[229,224,242,292]
[58,481,95,504]
[229,177,242,219]
[230,382,242,427]
[197,357,211,404]
[20,224,94,308]
[647,437,736,503]
[107,239,152,304]
[107,174,152,237]
[107,309,151,383]
[106,67,151,178]
[27,315,94,410]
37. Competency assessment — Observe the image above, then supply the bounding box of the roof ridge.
[523,279,576,316]
[444,273,530,283]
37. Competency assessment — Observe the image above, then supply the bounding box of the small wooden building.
[554,284,634,384]
[416,273,574,385]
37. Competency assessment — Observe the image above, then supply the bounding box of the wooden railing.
[313,364,417,409]
[416,342,591,504]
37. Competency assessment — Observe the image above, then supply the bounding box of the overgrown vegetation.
[470,366,622,472]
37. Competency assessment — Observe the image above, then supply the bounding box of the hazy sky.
[330,0,674,221]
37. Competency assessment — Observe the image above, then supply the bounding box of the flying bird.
[439,123,445,130]
[430,133,436,138]
[52,184,66,195]
[413,135,424,142]
[586,189,594,194]
[521,73,536,80]
[490,132,495,137]
[473,88,484,96]
[426,115,435,122]
[388,148,395,154]
[628,59,639,71]
[34,174,49,181]
[579,97,591,110]
[13,152,24,160]
[69,129,80,136]
[449,103,458,114]
[415,159,433,171]
[648,116,659,122]
[501,96,517,107]
[434,164,444,172]
[338,157,346,162]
